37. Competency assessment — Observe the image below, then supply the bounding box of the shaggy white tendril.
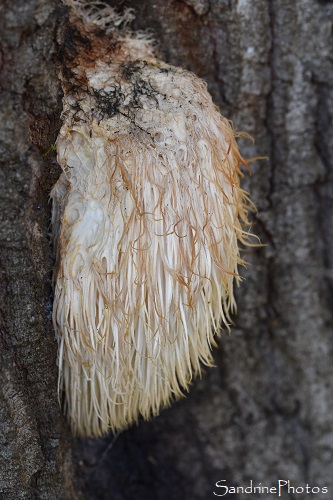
[51,0,254,437]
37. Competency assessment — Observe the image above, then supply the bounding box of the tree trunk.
[1,0,332,498]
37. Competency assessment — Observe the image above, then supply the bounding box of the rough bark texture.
[0,0,332,499]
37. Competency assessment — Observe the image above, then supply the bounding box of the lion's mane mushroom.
[51,0,254,437]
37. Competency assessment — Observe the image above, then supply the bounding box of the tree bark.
[1,0,332,499]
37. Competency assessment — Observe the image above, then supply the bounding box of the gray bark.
[1,0,332,499]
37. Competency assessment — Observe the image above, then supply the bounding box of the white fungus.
[51,0,254,437]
